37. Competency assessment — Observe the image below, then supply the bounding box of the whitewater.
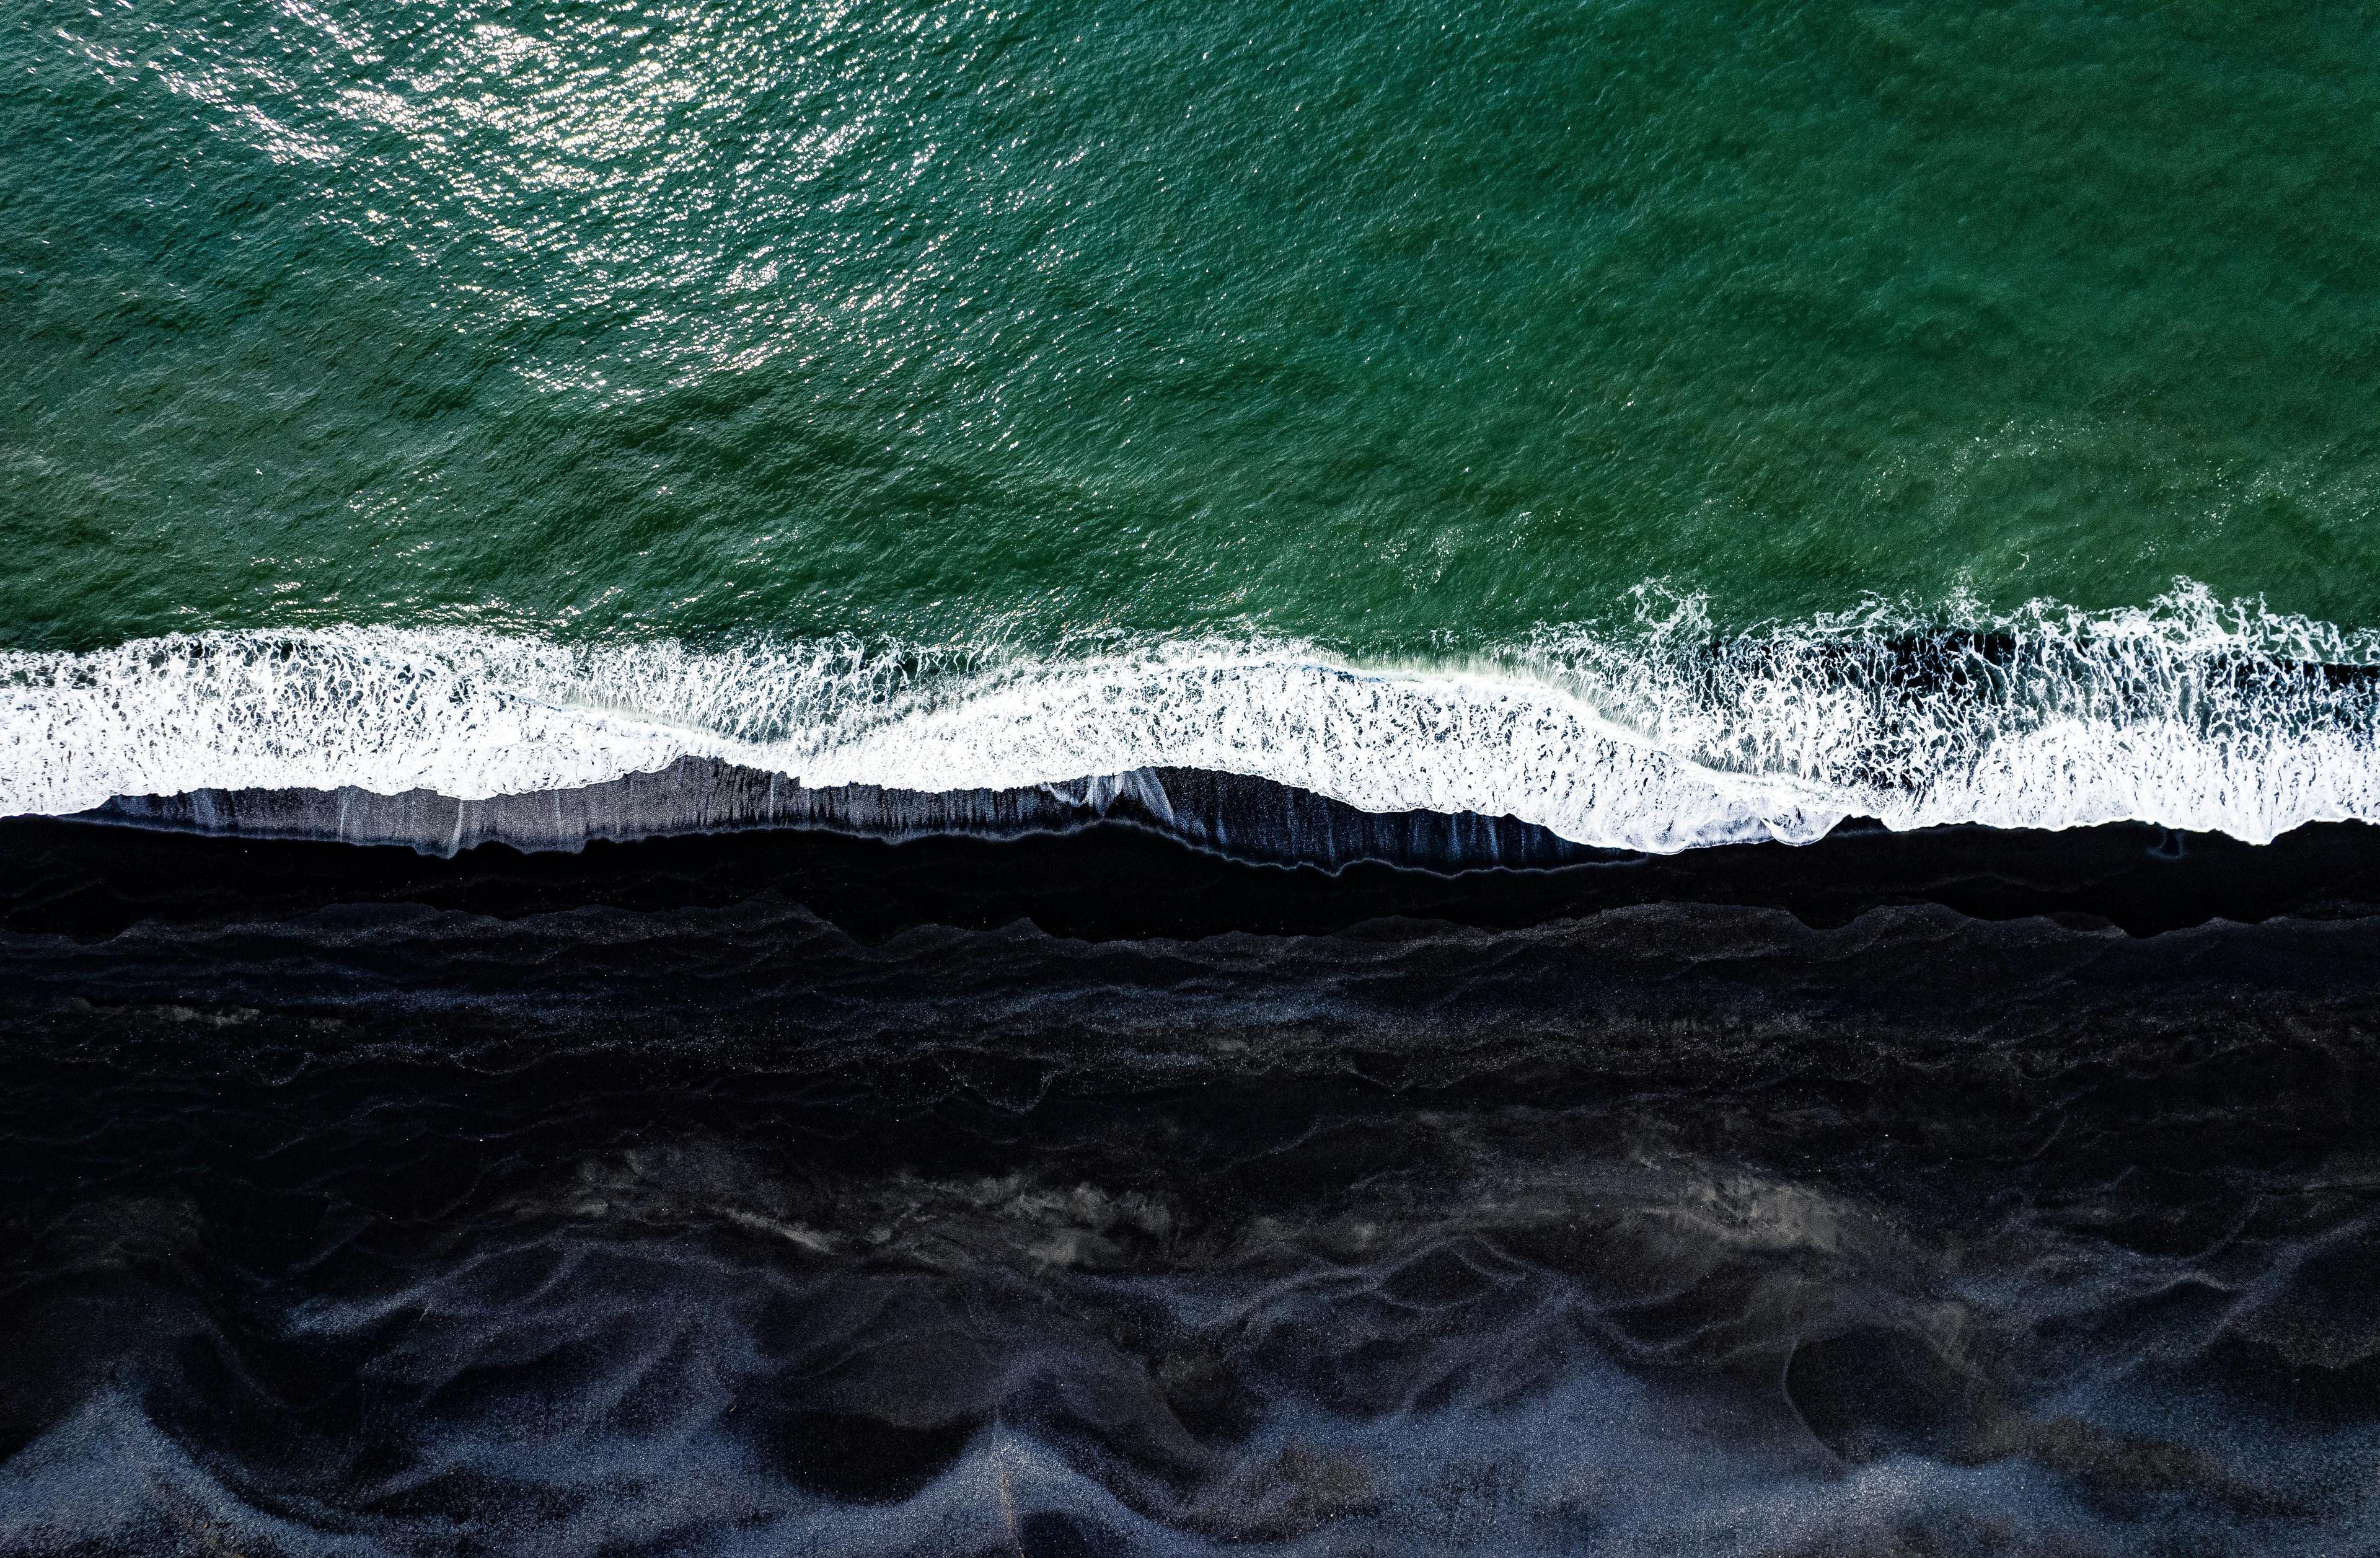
[9,585,2380,856]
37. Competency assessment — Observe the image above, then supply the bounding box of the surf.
[9,583,2380,857]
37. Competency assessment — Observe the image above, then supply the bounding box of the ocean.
[12,0,2380,846]
[7,1,2380,1553]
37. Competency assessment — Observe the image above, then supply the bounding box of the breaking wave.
[9,582,2380,854]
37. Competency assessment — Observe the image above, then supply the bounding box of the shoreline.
[20,766,2380,941]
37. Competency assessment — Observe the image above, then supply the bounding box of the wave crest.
[9,583,2380,852]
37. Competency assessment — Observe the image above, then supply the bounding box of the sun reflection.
[53,0,1023,398]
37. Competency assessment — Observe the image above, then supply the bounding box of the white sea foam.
[8,582,2380,852]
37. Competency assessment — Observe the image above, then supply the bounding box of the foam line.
[10,583,2380,855]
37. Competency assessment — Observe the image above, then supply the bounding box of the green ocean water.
[9,0,2380,662]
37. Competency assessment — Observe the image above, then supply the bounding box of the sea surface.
[9,2,2380,1554]
[11,0,2380,846]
